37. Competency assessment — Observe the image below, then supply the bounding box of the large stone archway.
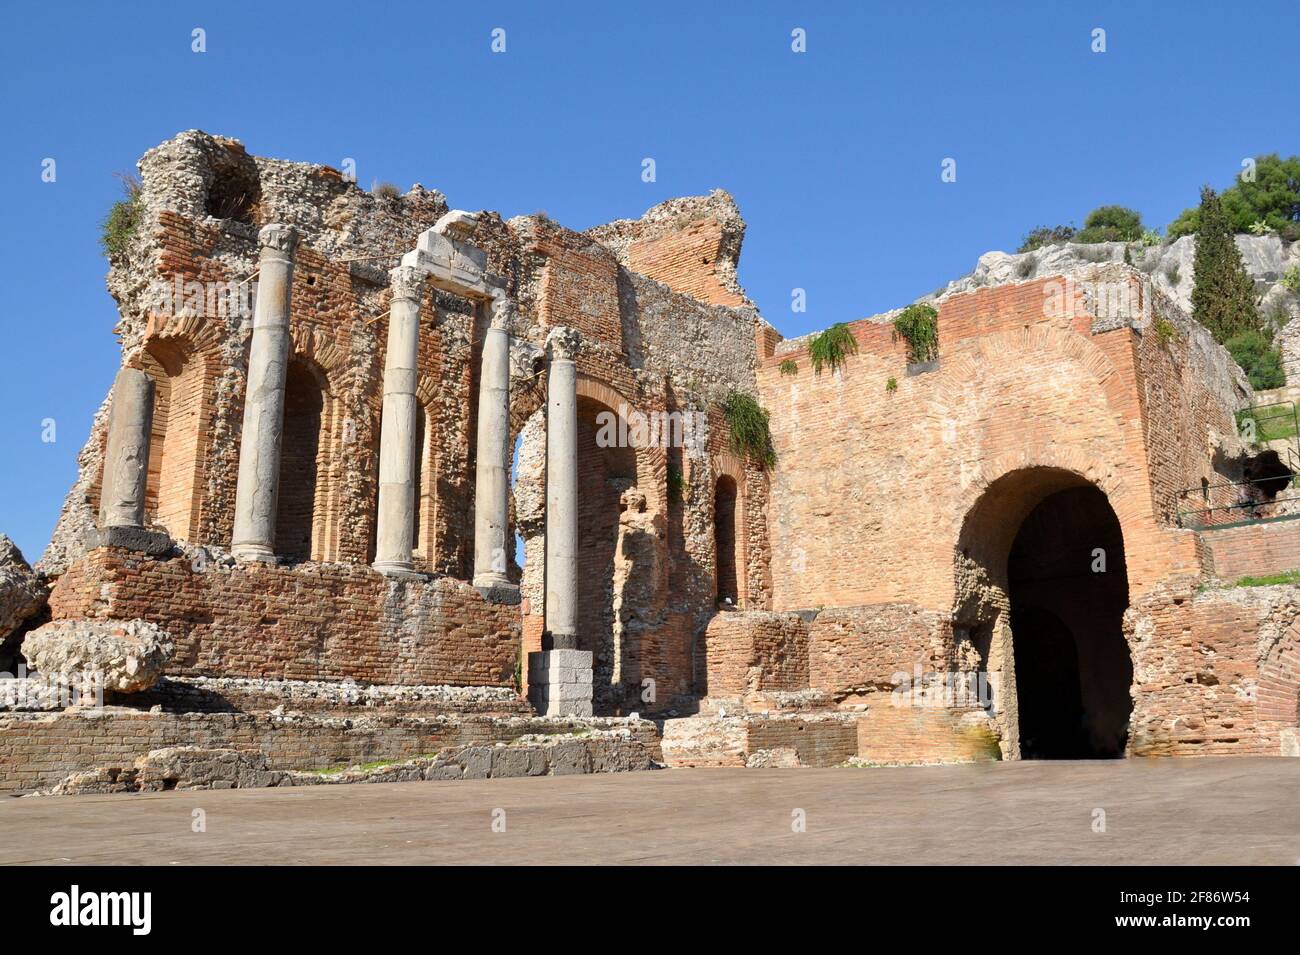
[955,466,1134,758]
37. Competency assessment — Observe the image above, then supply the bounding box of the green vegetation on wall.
[892,304,939,365]
[808,323,858,375]
[99,174,143,259]
[720,391,775,468]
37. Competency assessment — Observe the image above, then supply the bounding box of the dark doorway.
[1007,485,1133,758]
[714,476,739,606]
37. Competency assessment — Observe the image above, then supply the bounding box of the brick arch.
[935,324,1131,432]
[126,325,221,542]
[710,452,748,607]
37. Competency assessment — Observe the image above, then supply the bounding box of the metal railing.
[1177,474,1300,529]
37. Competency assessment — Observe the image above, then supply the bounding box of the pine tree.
[1191,186,1260,343]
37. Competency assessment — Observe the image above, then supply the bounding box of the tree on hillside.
[1168,154,1300,241]
[1191,186,1283,388]
[1074,205,1144,243]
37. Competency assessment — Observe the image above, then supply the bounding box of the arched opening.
[714,475,739,607]
[955,468,1133,759]
[1007,485,1132,757]
[136,339,207,540]
[275,360,324,562]
[576,395,637,708]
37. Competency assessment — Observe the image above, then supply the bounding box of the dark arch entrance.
[1006,485,1133,758]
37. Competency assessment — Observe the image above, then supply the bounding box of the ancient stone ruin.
[3,129,1300,793]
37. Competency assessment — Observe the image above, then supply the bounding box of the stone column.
[373,266,426,576]
[231,223,298,562]
[472,289,516,597]
[99,368,155,529]
[530,326,592,717]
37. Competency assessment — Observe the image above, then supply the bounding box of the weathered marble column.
[472,290,515,594]
[99,368,155,529]
[373,266,426,576]
[544,326,580,648]
[530,326,592,717]
[231,223,298,562]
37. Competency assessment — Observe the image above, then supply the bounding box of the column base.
[231,542,277,563]
[86,525,173,557]
[527,649,593,717]
[473,575,520,605]
[373,561,427,580]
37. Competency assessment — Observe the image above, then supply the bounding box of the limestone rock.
[23,618,174,693]
[0,535,47,643]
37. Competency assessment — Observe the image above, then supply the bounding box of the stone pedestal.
[528,649,594,717]
[544,327,581,649]
[373,266,425,576]
[231,224,298,562]
[99,367,155,530]
[472,290,515,597]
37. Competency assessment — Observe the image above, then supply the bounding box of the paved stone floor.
[2,758,1298,865]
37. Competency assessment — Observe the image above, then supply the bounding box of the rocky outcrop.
[22,618,174,693]
[0,535,48,669]
[931,235,1299,325]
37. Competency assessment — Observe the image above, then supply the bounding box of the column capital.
[489,289,515,333]
[258,223,299,257]
[545,326,581,363]
[389,265,427,304]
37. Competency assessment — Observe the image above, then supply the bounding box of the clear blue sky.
[2,1,1298,561]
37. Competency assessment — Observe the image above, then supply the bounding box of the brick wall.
[1125,581,1299,756]
[807,605,952,699]
[624,218,746,308]
[700,611,809,697]
[48,547,520,687]
[1198,519,1300,582]
[759,275,1205,615]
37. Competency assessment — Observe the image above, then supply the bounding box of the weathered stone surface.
[23,618,174,693]
[0,535,46,645]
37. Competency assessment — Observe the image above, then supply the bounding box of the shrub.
[1168,154,1300,241]
[1249,219,1273,236]
[1165,263,1181,286]
[885,376,898,393]
[1225,329,1285,390]
[1140,228,1162,247]
[372,181,401,200]
[808,323,858,375]
[778,358,798,376]
[1075,205,1145,243]
[1016,254,1036,278]
[720,391,775,468]
[100,175,143,259]
[1154,318,1176,344]
[1018,224,1075,253]
[1282,265,1300,295]
[892,304,939,364]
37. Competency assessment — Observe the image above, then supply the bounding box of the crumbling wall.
[588,190,752,308]
[1125,580,1300,756]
